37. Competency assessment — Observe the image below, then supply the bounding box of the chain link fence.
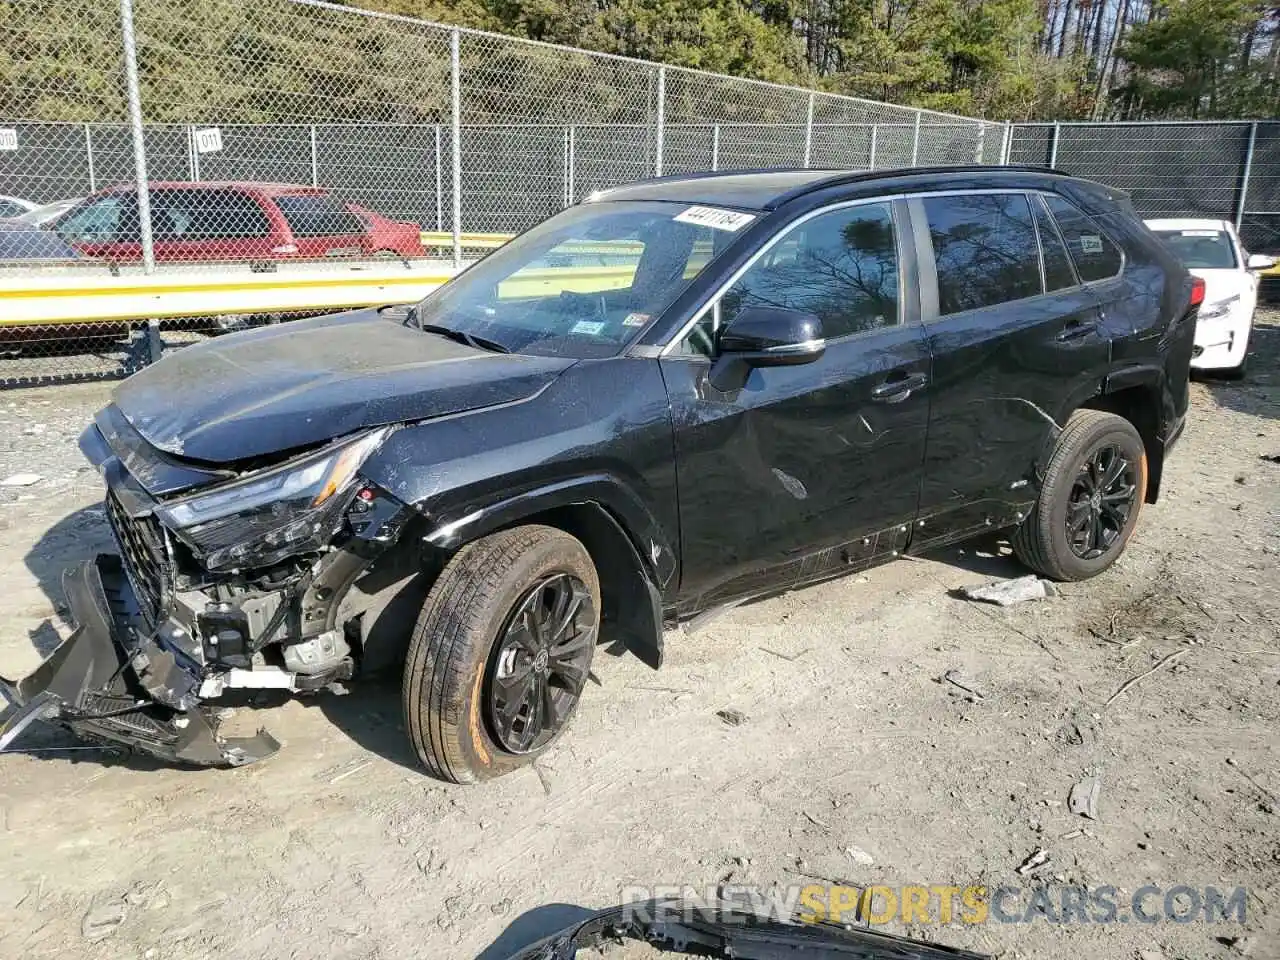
[2,0,1277,386]
[1010,121,1280,256]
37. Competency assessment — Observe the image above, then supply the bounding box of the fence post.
[567,124,576,206]
[84,124,97,193]
[434,124,442,231]
[803,92,814,168]
[450,28,462,269]
[911,111,921,166]
[1049,122,1061,168]
[711,123,719,171]
[187,125,200,181]
[974,122,985,163]
[1001,121,1013,165]
[119,0,155,274]
[310,124,319,187]
[654,66,665,177]
[1236,121,1258,232]
[868,124,877,170]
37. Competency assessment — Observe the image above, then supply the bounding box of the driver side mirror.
[709,306,825,391]
[1246,253,1276,272]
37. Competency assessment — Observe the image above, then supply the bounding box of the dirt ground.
[1,312,1278,960]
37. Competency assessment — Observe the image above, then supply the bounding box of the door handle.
[871,371,928,403]
[1056,320,1099,342]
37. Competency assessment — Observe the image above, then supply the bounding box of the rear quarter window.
[1045,195,1124,283]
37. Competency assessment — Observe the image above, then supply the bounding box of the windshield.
[1152,228,1238,269]
[415,200,743,358]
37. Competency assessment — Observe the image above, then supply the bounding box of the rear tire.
[402,525,600,784]
[1012,410,1147,582]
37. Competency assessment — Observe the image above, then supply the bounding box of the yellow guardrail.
[0,263,461,326]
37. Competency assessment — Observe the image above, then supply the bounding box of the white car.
[14,196,84,227]
[1146,218,1276,378]
[0,195,38,220]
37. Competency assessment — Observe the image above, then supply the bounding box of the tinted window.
[1045,195,1124,282]
[721,202,899,341]
[1032,195,1078,291]
[924,193,1041,315]
[1151,229,1237,270]
[150,189,271,240]
[274,194,363,237]
[0,199,27,218]
[57,195,140,243]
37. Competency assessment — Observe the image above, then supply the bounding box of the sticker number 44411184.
[674,206,756,232]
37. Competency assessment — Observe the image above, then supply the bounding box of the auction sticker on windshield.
[674,206,756,232]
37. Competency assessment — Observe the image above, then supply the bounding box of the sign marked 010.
[0,129,18,152]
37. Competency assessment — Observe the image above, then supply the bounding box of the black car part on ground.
[506,898,989,960]
[0,555,279,765]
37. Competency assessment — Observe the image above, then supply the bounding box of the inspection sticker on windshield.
[622,312,650,327]
[674,206,756,232]
[571,320,606,335]
[1079,235,1104,255]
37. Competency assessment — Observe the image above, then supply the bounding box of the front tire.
[1012,410,1147,581]
[402,525,600,784]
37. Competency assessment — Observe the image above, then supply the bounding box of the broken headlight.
[157,428,390,571]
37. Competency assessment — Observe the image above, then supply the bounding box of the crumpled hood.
[112,308,575,463]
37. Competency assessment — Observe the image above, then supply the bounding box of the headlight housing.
[1197,293,1240,321]
[157,428,391,571]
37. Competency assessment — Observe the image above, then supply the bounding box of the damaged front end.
[0,555,280,765]
[0,408,412,767]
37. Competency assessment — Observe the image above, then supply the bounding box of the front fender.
[418,473,677,592]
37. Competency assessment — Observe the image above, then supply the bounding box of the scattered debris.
[760,646,810,662]
[960,574,1057,606]
[0,473,42,487]
[1015,848,1051,876]
[1217,934,1255,956]
[844,845,875,866]
[1068,777,1101,820]
[715,708,747,727]
[940,669,987,701]
[81,901,127,942]
[1260,453,1280,464]
[1103,649,1191,708]
[801,810,828,829]
[21,424,45,436]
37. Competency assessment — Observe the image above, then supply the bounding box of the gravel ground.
[0,310,1277,960]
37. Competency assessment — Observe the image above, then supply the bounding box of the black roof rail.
[764,164,1074,208]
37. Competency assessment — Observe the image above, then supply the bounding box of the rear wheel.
[1012,410,1147,581]
[402,525,599,783]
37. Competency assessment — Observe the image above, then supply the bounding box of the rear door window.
[274,194,363,237]
[1044,195,1124,282]
[150,189,272,240]
[923,193,1042,315]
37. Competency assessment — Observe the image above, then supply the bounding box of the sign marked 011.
[194,128,224,154]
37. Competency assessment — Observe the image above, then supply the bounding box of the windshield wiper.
[417,322,510,354]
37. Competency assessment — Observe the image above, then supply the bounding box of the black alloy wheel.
[486,573,596,754]
[1065,443,1139,560]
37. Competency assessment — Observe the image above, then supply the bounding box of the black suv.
[1,167,1199,782]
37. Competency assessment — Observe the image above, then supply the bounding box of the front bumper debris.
[0,555,279,767]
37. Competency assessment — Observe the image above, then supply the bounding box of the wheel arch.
[1080,374,1165,504]
[421,477,674,670]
